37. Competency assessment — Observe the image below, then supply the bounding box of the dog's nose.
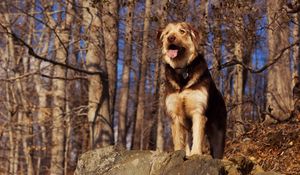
[168,35,176,42]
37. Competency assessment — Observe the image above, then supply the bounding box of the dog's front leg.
[191,114,207,155]
[171,116,187,151]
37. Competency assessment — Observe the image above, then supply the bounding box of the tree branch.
[215,39,300,73]
[285,2,300,14]
[0,23,105,76]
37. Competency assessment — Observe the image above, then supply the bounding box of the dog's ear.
[156,28,163,45]
[187,24,200,46]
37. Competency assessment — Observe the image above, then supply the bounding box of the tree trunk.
[102,0,119,126]
[233,40,245,136]
[117,0,135,148]
[155,0,168,151]
[33,27,51,174]
[50,26,67,175]
[83,0,113,147]
[232,16,245,137]
[292,11,299,87]
[133,0,151,150]
[16,53,34,175]
[210,1,223,88]
[211,2,222,88]
[199,0,208,54]
[291,4,300,119]
[2,10,33,174]
[49,3,72,173]
[63,2,75,174]
[156,62,166,151]
[265,0,293,122]
[3,15,19,175]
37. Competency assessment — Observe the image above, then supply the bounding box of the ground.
[224,119,300,174]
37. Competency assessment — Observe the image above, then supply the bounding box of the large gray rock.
[75,146,280,175]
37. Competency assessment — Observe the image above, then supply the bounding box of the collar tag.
[182,72,189,79]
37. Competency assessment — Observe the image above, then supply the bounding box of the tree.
[102,0,119,124]
[232,11,245,137]
[292,5,299,87]
[265,0,293,122]
[118,0,135,148]
[291,0,300,119]
[155,0,169,151]
[132,0,151,149]
[82,0,113,148]
[210,2,223,88]
[50,4,69,174]
[2,9,20,175]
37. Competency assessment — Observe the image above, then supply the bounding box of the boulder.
[75,146,281,175]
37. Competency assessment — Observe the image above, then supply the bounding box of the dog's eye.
[179,29,186,34]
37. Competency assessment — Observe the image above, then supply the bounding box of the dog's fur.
[157,22,227,159]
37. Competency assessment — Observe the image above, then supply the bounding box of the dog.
[157,22,227,159]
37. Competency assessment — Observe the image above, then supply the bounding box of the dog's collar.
[174,67,189,79]
[166,53,203,80]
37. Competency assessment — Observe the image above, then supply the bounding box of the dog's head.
[157,22,200,68]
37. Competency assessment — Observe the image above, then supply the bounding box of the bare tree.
[210,2,222,88]
[265,0,293,122]
[133,0,151,149]
[291,0,300,118]
[232,14,245,137]
[50,5,69,174]
[2,10,20,175]
[33,42,50,175]
[118,0,135,148]
[199,0,208,55]
[82,0,112,148]
[102,0,119,123]
[155,0,169,151]
[292,0,300,88]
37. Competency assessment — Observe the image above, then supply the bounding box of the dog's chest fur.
[164,54,210,118]
[165,89,208,118]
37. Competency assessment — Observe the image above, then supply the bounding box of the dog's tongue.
[167,49,178,58]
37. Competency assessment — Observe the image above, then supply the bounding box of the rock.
[75,146,281,175]
[255,172,282,175]
[165,156,225,175]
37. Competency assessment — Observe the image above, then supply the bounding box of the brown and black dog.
[157,22,227,159]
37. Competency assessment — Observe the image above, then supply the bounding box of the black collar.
[172,54,202,79]
[174,67,189,79]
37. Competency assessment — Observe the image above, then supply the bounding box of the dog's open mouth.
[167,44,185,59]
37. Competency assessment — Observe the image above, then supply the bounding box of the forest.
[0,0,299,174]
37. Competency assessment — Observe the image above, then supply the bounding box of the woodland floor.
[224,118,300,174]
